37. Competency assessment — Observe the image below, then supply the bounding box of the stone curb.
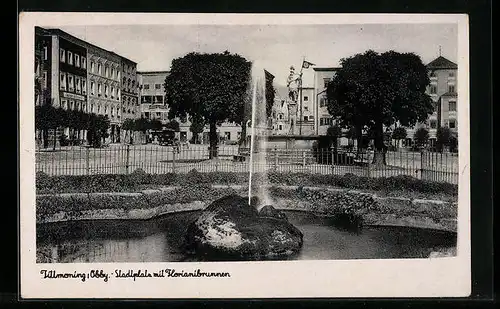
[36,185,457,232]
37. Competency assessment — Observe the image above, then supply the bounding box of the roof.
[426,56,457,70]
[40,27,137,64]
[313,67,341,72]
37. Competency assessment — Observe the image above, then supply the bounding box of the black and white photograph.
[19,13,470,299]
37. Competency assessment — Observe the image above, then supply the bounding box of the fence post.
[125,144,130,174]
[331,148,334,172]
[420,150,424,180]
[172,147,176,173]
[274,148,278,171]
[86,147,90,175]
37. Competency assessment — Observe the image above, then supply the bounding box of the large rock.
[185,195,303,260]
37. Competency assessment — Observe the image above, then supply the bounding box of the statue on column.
[286,66,300,103]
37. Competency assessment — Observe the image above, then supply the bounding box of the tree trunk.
[209,121,218,159]
[372,121,386,165]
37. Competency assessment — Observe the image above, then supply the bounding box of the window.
[303,116,308,122]
[304,96,309,102]
[43,72,47,88]
[97,63,102,75]
[430,71,436,77]
[309,115,314,121]
[98,83,102,96]
[323,78,330,88]
[69,100,74,110]
[449,120,457,129]
[430,120,437,129]
[449,101,457,111]
[449,72,455,77]
[155,84,161,89]
[111,68,115,79]
[319,97,326,107]
[117,89,120,100]
[82,79,87,94]
[143,84,150,90]
[448,85,456,93]
[75,77,81,94]
[278,114,283,120]
[105,66,109,78]
[304,106,309,111]
[60,72,66,90]
[67,51,73,65]
[278,124,283,130]
[81,57,86,69]
[111,87,115,98]
[97,105,100,114]
[68,75,74,91]
[61,100,67,110]
[104,105,108,114]
[90,81,95,95]
[60,48,65,62]
[76,102,80,111]
[43,46,48,60]
[105,85,109,97]
[117,71,120,80]
[90,62,95,73]
[91,104,94,113]
[430,84,437,94]
[75,54,80,67]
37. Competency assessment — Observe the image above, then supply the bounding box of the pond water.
[36,211,456,263]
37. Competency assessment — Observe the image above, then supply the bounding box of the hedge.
[36,169,457,196]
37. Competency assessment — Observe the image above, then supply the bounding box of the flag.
[302,60,315,69]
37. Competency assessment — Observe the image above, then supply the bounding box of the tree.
[392,127,407,149]
[165,119,180,132]
[150,119,163,131]
[326,50,434,165]
[326,124,341,151]
[436,126,452,152]
[449,134,458,153]
[164,51,252,158]
[122,118,135,144]
[189,115,205,144]
[134,117,150,143]
[414,127,429,149]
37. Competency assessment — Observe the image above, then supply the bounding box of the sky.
[60,23,458,90]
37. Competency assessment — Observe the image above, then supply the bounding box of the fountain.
[184,63,304,260]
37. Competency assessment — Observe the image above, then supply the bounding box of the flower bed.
[36,169,458,200]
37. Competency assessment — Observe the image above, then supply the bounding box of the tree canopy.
[164,51,274,156]
[326,50,434,163]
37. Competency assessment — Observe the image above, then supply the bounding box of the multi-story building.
[34,27,90,142]
[87,45,123,143]
[34,27,139,145]
[311,56,458,148]
[313,67,340,136]
[120,58,140,128]
[405,56,458,148]
[137,71,170,123]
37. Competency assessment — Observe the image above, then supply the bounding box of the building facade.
[311,56,458,148]
[34,27,90,143]
[137,71,170,123]
[120,58,140,126]
[34,27,139,145]
[405,56,458,148]
[87,45,123,142]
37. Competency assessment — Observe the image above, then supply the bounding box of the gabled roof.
[426,56,457,70]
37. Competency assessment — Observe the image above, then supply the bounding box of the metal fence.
[35,144,459,184]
